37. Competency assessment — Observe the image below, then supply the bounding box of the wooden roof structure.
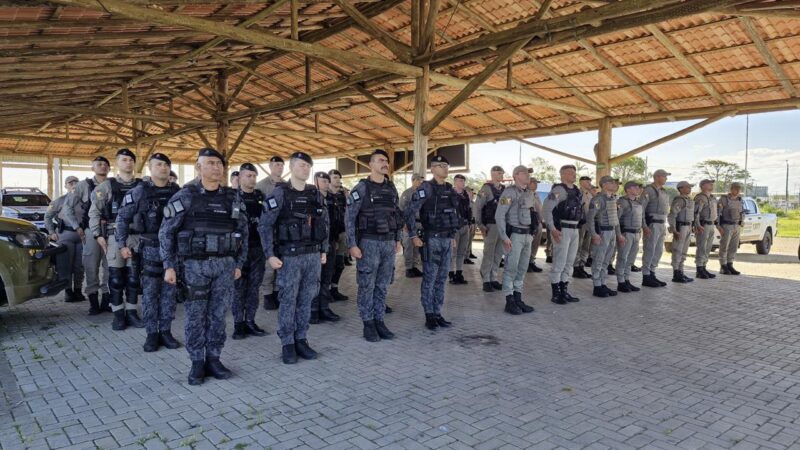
[1,0,799,176]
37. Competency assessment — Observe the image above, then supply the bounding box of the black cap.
[169,170,177,178]
[270,156,284,163]
[198,147,225,164]
[93,155,110,165]
[431,155,449,165]
[290,151,313,165]
[454,174,466,180]
[116,148,136,161]
[579,175,592,181]
[230,171,239,178]
[371,149,389,159]
[239,163,258,173]
[328,169,342,177]
[315,171,331,181]
[149,152,171,165]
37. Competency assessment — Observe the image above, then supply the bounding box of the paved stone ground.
[1,238,799,450]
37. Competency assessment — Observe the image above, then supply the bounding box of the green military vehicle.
[0,217,68,307]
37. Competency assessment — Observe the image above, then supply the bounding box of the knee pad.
[108,267,126,290]
[127,270,141,290]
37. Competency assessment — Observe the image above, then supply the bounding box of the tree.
[611,155,648,184]
[464,172,488,192]
[574,161,592,179]
[528,157,557,183]
[691,159,750,192]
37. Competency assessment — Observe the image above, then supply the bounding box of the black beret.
[579,176,592,181]
[93,156,110,165]
[431,155,449,165]
[454,174,466,180]
[270,156,284,163]
[149,152,171,165]
[239,163,258,173]
[230,171,239,177]
[371,149,389,159]
[198,147,225,164]
[169,170,177,178]
[290,151,313,165]
[116,148,136,161]
[328,169,342,177]
[315,171,331,181]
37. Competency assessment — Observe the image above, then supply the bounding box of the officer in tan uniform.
[693,179,717,279]
[572,176,594,279]
[527,177,544,273]
[474,166,506,292]
[718,182,744,275]
[668,181,695,283]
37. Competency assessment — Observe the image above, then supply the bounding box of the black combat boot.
[406,269,421,278]
[143,333,159,352]
[363,320,380,342]
[617,281,632,293]
[188,361,205,385]
[263,291,279,310]
[375,321,395,339]
[320,295,341,322]
[572,266,592,279]
[73,290,86,302]
[603,285,617,296]
[282,344,297,364]
[448,271,455,283]
[159,330,180,349]
[727,263,740,275]
[642,274,661,287]
[626,281,641,292]
[719,264,731,275]
[87,293,101,316]
[696,266,710,279]
[681,272,694,283]
[245,321,268,336]
[100,292,112,313]
[607,264,616,275]
[436,315,452,327]
[453,271,467,285]
[126,309,145,328]
[64,288,77,303]
[330,287,348,301]
[550,283,566,305]
[385,305,393,314]
[411,267,424,277]
[424,313,439,330]
[295,339,318,360]
[560,282,580,302]
[463,258,474,265]
[652,273,667,286]
[527,262,543,273]
[205,358,233,379]
[672,270,685,283]
[631,264,641,272]
[232,322,248,340]
[513,291,534,313]
[704,266,717,279]
[545,255,553,263]
[490,281,502,290]
[593,286,609,298]
[585,257,593,267]
[112,309,126,331]
[505,295,522,315]
[482,282,494,292]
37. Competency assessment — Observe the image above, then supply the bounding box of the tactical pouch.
[186,283,210,302]
[142,259,164,278]
[176,230,193,256]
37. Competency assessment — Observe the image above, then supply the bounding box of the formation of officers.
[44,146,748,386]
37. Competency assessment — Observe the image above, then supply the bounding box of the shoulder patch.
[417,188,426,199]
[123,192,134,206]
[351,190,361,202]
[267,197,278,210]
[171,199,184,213]
[500,197,512,205]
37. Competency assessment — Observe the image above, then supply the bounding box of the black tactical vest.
[420,181,461,233]
[80,177,97,229]
[356,179,402,238]
[240,189,264,248]
[131,182,179,238]
[455,189,473,225]
[481,183,504,224]
[275,185,326,255]
[330,189,347,235]
[552,183,583,229]
[104,177,142,221]
[176,185,242,258]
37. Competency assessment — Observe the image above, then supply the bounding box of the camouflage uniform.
[233,189,267,328]
[399,186,422,273]
[63,176,109,301]
[45,194,84,299]
[256,176,283,304]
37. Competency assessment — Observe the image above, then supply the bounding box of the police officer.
[572,176,595,279]
[64,156,112,315]
[587,176,625,297]
[475,166,506,292]
[718,182,745,275]
[160,147,248,385]
[327,169,350,302]
[232,163,269,339]
[449,174,472,285]
[405,155,461,330]
[310,171,341,324]
[345,150,402,342]
[693,179,718,279]
[229,170,240,190]
[259,152,328,364]
[257,155,285,310]
[46,176,85,303]
[543,164,583,305]
[668,181,695,283]
[89,149,144,330]
[495,166,536,315]
[400,174,424,278]
[527,177,544,273]
[466,186,478,263]
[616,181,644,293]
[116,153,181,352]
[169,170,179,186]
[640,169,669,287]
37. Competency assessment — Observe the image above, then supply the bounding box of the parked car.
[0,217,68,307]
[664,196,778,255]
[1,187,52,231]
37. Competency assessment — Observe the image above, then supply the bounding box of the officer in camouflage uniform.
[327,169,350,302]
[693,179,718,279]
[89,148,143,330]
[449,174,472,285]
[400,174,424,278]
[116,153,181,352]
[160,147,248,385]
[259,152,329,364]
[309,171,341,324]
[494,165,536,315]
[543,164,583,305]
[257,155,285,310]
[405,155,462,331]
[46,176,85,303]
[640,169,670,287]
[64,156,111,314]
[345,149,402,342]
[229,170,240,190]
[615,181,644,293]
[527,177,544,273]
[475,165,506,292]
[587,176,624,297]
[232,163,269,340]
[668,181,695,283]
[169,171,179,186]
[718,182,745,275]
[572,176,594,279]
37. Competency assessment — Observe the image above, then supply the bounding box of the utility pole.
[743,114,749,195]
[786,160,790,213]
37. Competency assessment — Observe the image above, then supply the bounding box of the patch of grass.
[29,345,43,360]
[561,387,574,393]
[778,215,800,238]
[54,340,64,349]
[233,443,249,450]
[218,437,230,445]
[136,433,158,446]
[247,414,266,430]
[14,423,30,443]
[179,435,199,449]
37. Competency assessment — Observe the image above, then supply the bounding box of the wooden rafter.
[331,0,412,62]
[738,16,797,98]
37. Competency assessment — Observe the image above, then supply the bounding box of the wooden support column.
[596,117,612,179]
[46,155,54,198]
[215,70,230,156]
[413,65,430,178]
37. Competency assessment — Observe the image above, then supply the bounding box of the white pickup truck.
[664,196,778,255]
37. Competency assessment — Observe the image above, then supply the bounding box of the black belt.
[700,220,717,225]
[359,233,396,242]
[649,219,665,224]
[597,225,615,231]
[720,220,738,225]
[560,223,579,229]
[424,231,454,239]
[676,221,692,226]
[278,243,320,256]
[137,234,160,247]
[622,228,640,234]
[508,225,530,235]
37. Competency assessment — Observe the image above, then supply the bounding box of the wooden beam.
[215,70,230,155]
[0,99,215,126]
[353,85,414,131]
[609,112,734,164]
[332,0,412,62]
[596,118,612,178]
[516,139,596,166]
[413,64,430,177]
[533,0,554,20]
[195,130,213,149]
[250,125,383,144]
[290,0,299,40]
[228,114,258,160]
[421,0,441,54]
[527,57,609,115]
[739,16,797,98]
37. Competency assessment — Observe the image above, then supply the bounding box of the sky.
[2,110,798,198]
